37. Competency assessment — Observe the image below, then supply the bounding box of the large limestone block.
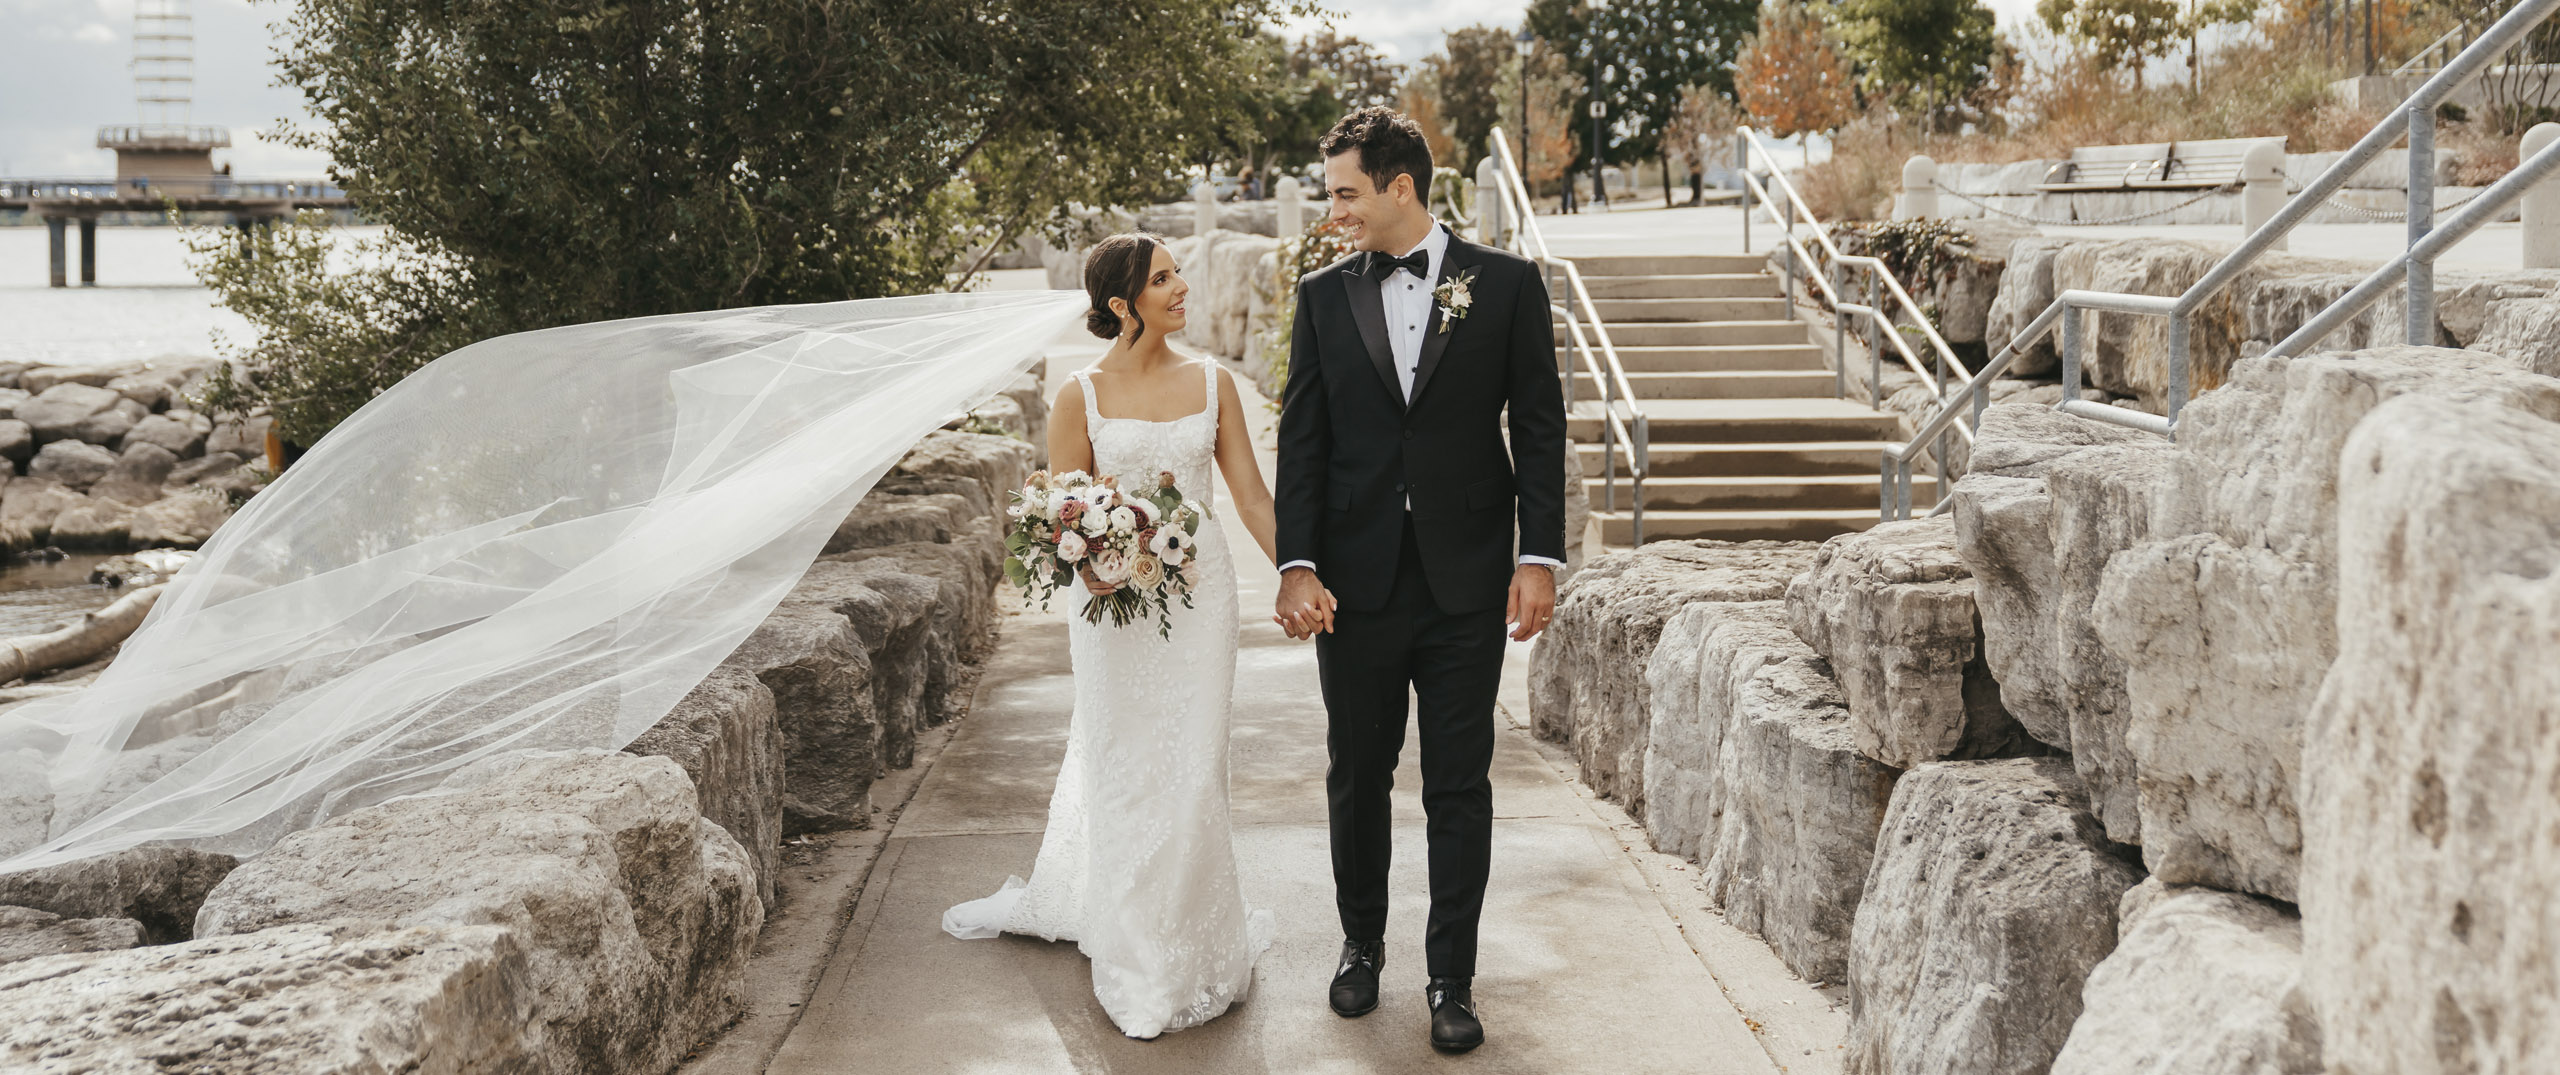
[1530,539,1820,816]
[1986,236,2072,376]
[2299,392,2560,1075]
[2048,241,2364,409]
[203,413,271,459]
[824,539,1005,670]
[126,489,231,548]
[15,383,123,442]
[722,603,876,832]
[1952,402,2171,844]
[72,398,148,447]
[196,752,761,1075]
[2049,879,2321,1075]
[0,905,145,966]
[48,496,135,550]
[1845,757,2142,1075]
[790,560,942,767]
[627,667,785,910]
[2095,347,2560,903]
[1662,602,1897,984]
[93,441,178,505]
[890,428,1035,510]
[1175,231,1283,360]
[1786,516,2031,768]
[0,845,239,945]
[832,489,977,549]
[26,438,116,489]
[120,412,209,458]
[0,420,31,466]
[0,920,538,1073]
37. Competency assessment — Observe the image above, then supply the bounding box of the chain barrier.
[1937,184,2240,227]
[1937,181,2489,228]
[2316,186,2487,223]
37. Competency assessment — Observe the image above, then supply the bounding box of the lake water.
[0,224,390,368]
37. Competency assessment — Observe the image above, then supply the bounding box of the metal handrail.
[2395,20,2479,76]
[1877,0,2560,521]
[1730,126,1979,509]
[1486,127,1648,543]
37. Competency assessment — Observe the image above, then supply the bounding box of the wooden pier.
[3,175,351,287]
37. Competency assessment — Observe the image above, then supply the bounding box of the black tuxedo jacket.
[1275,227,1567,614]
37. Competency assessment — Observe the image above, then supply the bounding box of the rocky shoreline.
[0,357,266,557]
[0,397,1041,1072]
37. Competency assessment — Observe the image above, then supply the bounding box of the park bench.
[2037,136,2287,191]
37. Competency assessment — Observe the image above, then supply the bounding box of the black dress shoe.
[1426,977,1483,1052]
[1329,939,1384,1017]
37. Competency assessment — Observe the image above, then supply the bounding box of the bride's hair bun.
[1082,233,1163,341]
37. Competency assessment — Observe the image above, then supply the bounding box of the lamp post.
[1516,28,1535,188]
[1591,60,1612,212]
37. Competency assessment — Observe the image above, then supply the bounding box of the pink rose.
[1056,530,1088,563]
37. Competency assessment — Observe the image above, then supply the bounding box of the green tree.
[1292,30,1406,110]
[197,0,1302,443]
[2033,0,2183,73]
[1433,26,1516,170]
[1831,0,2000,127]
[1527,0,1755,202]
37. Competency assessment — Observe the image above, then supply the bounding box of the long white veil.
[0,290,1084,873]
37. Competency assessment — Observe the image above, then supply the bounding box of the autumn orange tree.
[1735,3,1858,138]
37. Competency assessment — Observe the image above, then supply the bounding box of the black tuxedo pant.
[1315,514,1504,979]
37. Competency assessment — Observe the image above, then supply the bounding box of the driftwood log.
[0,584,164,684]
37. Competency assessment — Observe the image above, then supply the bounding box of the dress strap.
[1073,369,1104,424]
[1201,362,1218,415]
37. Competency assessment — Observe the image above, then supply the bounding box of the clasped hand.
[1272,566,1337,639]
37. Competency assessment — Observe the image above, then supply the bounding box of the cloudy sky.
[0,0,2048,178]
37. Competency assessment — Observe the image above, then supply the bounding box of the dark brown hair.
[1082,233,1166,341]
[1318,106,1434,200]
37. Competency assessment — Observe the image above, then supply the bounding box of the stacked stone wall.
[0,406,1039,1073]
[1534,343,2560,1073]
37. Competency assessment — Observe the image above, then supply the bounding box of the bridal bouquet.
[1002,468,1208,637]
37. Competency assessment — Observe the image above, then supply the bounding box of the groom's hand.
[1507,563,1557,641]
[1275,566,1335,639]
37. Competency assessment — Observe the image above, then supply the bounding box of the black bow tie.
[1373,249,1432,279]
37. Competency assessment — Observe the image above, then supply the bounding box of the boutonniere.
[1432,268,1479,335]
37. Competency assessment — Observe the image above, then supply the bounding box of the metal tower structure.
[97,0,230,177]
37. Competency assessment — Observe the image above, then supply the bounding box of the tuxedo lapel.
[1340,257,1403,410]
[1407,230,1481,408]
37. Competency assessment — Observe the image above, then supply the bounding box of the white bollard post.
[2243,141,2288,252]
[2524,123,2560,268]
[1897,155,1939,220]
[1473,156,1505,245]
[1195,180,1219,237]
[1275,175,1304,238]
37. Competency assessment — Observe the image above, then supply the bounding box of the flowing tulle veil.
[0,291,1084,873]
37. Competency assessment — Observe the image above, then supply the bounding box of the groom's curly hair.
[1319,106,1433,201]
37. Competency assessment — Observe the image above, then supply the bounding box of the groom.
[1273,106,1567,1053]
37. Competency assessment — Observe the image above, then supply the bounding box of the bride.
[941,234,1329,1038]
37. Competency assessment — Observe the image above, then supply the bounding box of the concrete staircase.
[1558,253,1933,545]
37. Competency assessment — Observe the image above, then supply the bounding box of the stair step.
[1594,508,1891,545]
[1580,440,1890,477]
[1580,274,1779,300]
[1568,398,1905,443]
[1567,253,1767,277]
[1568,370,1841,400]
[1602,474,1938,512]
[1603,345,1829,373]
[1562,320,1810,347]
[1584,297,1793,323]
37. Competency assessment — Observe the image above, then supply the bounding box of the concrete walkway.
[729,323,1845,1075]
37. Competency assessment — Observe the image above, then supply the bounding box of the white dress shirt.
[1279,223,1562,578]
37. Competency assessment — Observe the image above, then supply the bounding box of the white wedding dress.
[942,362,1276,1038]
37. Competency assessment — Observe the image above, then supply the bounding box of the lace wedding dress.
[943,362,1276,1038]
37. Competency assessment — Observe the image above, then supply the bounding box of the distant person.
[1242,165,1262,201]
[1688,159,1705,206]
